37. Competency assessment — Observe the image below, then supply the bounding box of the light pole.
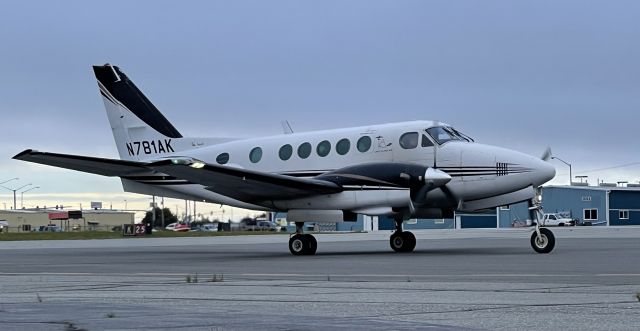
[1,178,18,185]
[551,157,572,185]
[20,186,40,208]
[0,183,32,210]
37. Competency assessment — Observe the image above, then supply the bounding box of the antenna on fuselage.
[281,120,294,134]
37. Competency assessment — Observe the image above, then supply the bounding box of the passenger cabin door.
[393,131,435,167]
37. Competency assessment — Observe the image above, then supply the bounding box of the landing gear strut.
[529,198,556,254]
[389,218,416,253]
[289,222,317,256]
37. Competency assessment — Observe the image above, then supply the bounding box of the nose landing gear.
[531,227,555,254]
[529,198,556,254]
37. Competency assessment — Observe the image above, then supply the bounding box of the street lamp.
[0,183,32,210]
[0,178,18,185]
[551,157,572,186]
[20,186,40,208]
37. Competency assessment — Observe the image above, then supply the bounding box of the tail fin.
[93,64,183,161]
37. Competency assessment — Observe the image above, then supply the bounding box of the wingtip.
[13,149,36,160]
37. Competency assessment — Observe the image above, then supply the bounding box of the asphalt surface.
[1,227,639,330]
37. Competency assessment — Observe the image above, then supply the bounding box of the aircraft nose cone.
[533,159,556,186]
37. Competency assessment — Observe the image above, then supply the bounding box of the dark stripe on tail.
[93,64,183,138]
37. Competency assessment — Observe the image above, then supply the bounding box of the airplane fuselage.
[125,120,554,217]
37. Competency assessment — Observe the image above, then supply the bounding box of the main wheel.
[289,234,308,256]
[530,228,555,254]
[390,231,416,253]
[304,234,317,255]
[403,231,416,252]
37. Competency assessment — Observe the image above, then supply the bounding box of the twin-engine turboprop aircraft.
[14,64,557,255]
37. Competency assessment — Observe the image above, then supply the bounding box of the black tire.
[390,231,415,253]
[289,234,308,256]
[390,232,405,252]
[530,228,555,254]
[304,234,317,255]
[402,231,416,252]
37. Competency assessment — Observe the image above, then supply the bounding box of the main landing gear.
[389,218,416,253]
[289,222,317,256]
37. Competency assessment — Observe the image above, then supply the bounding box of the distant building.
[0,209,135,232]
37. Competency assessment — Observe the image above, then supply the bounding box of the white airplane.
[14,64,557,256]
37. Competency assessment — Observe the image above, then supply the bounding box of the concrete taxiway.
[1,227,639,330]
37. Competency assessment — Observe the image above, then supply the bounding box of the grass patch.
[0,230,287,241]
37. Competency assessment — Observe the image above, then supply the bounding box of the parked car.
[165,223,190,232]
[201,224,218,232]
[0,220,9,232]
[33,225,63,232]
[256,221,277,231]
[541,213,575,227]
[173,223,190,232]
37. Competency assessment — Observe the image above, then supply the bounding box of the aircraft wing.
[150,160,343,203]
[13,149,151,176]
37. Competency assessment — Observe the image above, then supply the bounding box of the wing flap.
[13,149,151,177]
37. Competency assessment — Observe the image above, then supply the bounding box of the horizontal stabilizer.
[13,149,151,177]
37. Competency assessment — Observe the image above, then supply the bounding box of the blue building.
[499,185,640,227]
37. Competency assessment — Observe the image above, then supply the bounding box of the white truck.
[541,213,575,227]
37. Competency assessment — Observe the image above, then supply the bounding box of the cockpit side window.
[421,134,434,147]
[399,132,419,149]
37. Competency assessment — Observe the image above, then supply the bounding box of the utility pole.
[161,197,165,228]
[184,199,188,222]
[152,195,156,227]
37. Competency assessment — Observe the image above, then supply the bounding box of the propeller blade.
[410,168,452,204]
[541,147,552,162]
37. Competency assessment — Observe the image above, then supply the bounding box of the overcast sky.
[1,0,639,214]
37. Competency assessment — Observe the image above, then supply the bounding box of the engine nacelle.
[410,208,454,219]
[286,209,358,223]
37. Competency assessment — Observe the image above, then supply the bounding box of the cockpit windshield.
[426,126,474,144]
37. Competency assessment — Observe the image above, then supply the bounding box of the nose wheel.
[530,227,555,254]
[528,196,556,254]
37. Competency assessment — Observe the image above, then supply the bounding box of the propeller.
[540,147,552,162]
[407,167,456,216]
